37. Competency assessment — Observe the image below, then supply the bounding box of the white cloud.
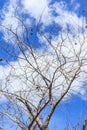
[1,0,87,42]
[51,2,86,35]
[21,0,52,24]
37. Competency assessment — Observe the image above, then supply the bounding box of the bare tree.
[0,15,87,130]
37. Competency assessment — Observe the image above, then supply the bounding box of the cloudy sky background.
[0,0,87,129]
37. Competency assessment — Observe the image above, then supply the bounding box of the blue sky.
[0,0,87,130]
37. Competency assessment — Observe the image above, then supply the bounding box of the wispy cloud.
[0,0,86,41]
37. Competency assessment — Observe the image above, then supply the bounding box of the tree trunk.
[42,125,49,130]
[83,117,87,130]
